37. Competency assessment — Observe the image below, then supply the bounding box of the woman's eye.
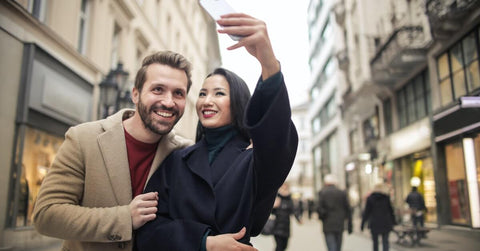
[215,92,226,96]
[199,92,206,97]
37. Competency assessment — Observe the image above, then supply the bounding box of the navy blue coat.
[136,72,298,251]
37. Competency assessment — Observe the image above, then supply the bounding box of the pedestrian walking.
[307,199,315,220]
[361,182,396,251]
[317,174,353,251]
[135,12,298,251]
[406,186,427,229]
[32,51,194,251]
[272,183,302,251]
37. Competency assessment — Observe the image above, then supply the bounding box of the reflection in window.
[445,141,470,225]
[13,126,63,227]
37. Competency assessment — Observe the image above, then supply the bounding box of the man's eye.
[175,91,185,97]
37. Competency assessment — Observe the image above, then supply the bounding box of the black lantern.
[99,62,131,118]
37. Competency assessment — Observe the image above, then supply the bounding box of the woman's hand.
[206,227,258,251]
[217,13,280,80]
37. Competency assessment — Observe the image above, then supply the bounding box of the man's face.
[132,63,188,135]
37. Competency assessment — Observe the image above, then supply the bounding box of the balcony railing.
[426,0,480,39]
[370,26,429,85]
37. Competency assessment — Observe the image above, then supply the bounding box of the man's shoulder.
[165,131,194,149]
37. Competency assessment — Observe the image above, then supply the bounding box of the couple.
[32,13,298,251]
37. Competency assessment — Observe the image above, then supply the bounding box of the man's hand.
[129,192,158,230]
[206,227,258,251]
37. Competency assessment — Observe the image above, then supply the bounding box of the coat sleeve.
[361,196,372,230]
[245,71,299,234]
[135,157,210,251]
[32,126,132,242]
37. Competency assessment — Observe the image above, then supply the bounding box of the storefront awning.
[433,97,480,142]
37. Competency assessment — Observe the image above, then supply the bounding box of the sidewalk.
[251,217,400,251]
[251,217,480,251]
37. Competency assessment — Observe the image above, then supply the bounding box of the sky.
[216,0,311,107]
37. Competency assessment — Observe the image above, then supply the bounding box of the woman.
[135,13,298,251]
[361,183,396,251]
[271,183,302,251]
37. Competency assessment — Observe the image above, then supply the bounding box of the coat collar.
[97,109,190,204]
[97,110,132,204]
[182,135,249,189]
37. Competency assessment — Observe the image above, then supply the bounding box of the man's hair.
[134,51,192,92]
[195,68,251,142]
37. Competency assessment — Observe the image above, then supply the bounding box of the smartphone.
[198,0,243,41]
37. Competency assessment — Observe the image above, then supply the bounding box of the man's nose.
[160,93,175,108]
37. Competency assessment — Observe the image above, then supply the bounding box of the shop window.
[445,141,470,225]
[11,126,63,227]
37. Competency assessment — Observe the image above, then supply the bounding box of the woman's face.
[196,74,232,128]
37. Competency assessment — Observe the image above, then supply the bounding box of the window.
[77,0,90,55]
[10,126,63,227]
[28,0,47,22]
[349,129,359,154]
[363,112,379,145]
[396,70,430,129]
[111,23,121,69]
[312,116,321,133]
[437,27,480,106]
[383,98,392,135]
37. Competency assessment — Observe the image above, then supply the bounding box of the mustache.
[150,104,177,113]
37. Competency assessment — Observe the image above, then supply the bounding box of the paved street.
[22,215,480,251]
[251,217,397,251]
[251,216,480,251]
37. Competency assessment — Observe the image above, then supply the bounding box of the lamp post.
[99,62,132,118]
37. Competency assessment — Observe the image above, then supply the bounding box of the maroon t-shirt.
[124,129,158,197]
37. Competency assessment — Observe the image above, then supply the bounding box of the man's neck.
[123,114,162,144]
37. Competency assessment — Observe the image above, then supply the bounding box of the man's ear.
[131,87,139,104]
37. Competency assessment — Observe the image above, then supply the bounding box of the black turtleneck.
[204,125,237,165]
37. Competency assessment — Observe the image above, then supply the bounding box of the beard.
[137,96,181,135]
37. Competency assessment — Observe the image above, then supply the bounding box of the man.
[406,186,427,228]
[317,174,352,251]
[33,51,193,251]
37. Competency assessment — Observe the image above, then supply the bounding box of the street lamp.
[99,62,132,118]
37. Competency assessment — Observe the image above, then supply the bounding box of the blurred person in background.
[317,174,352,251]
[271,183,302,251]
[406,186,427,229]
[361,182,396,251]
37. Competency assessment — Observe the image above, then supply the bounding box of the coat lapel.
[98,110,132,205]
[184,140,214,188]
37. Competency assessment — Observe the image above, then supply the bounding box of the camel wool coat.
[33,109,192,251]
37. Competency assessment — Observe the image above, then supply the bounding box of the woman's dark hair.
[195,68,251,142]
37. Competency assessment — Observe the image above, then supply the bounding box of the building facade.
[0,0,221,249]
[307,0,350,197]
[289,102,314,201]
[310,0,480,229]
